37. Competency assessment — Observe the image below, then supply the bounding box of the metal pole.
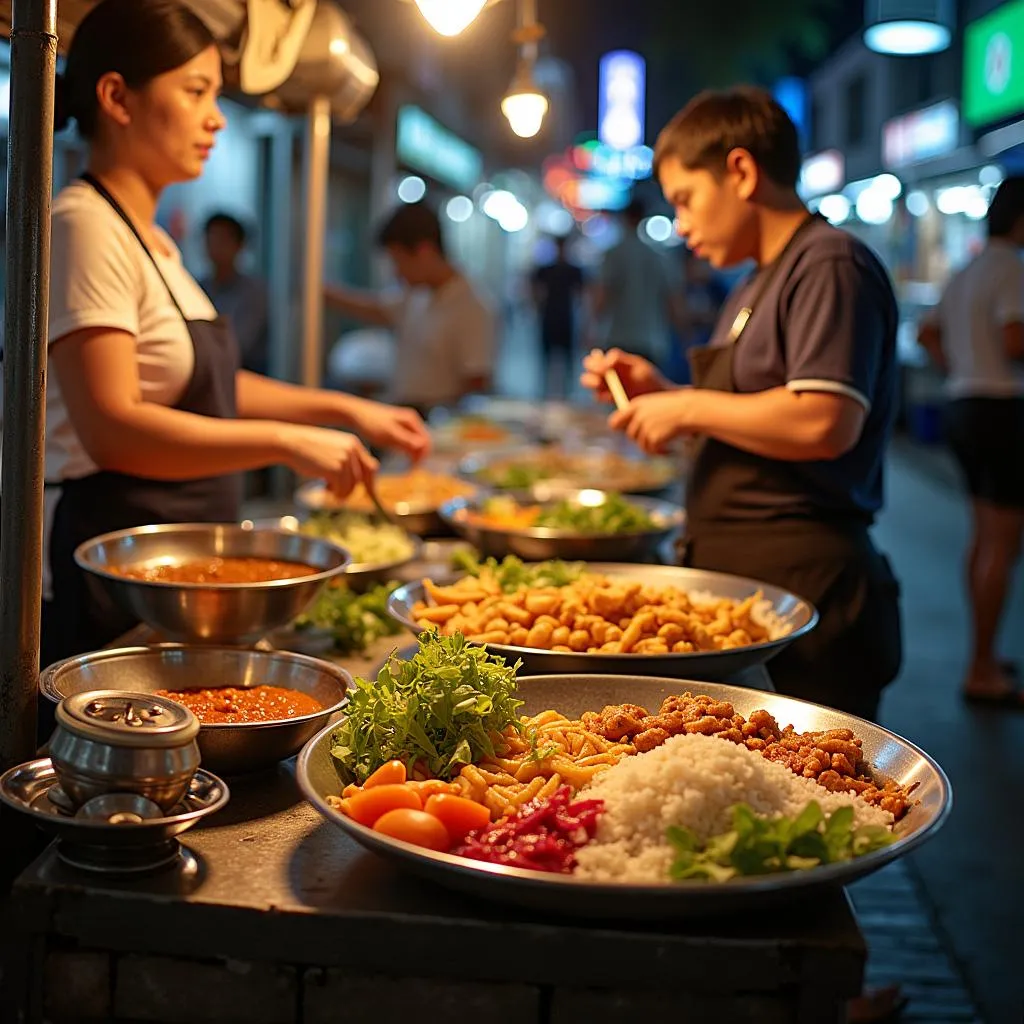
[299,94,332,388]
[0,0,57,771]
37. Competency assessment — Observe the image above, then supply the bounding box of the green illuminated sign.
[964,0,1024,127]
[396,106,483,192]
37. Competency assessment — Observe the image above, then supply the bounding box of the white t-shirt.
[934,239,1024,398]
[386,274,495,408]
[46,180,218,483]
[42,181,218,597]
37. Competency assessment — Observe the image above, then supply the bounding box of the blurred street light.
[412,0,489,37]
[502,61,549,138]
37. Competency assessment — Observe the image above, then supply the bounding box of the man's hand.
[343,396,432,462]
[581,348,673,404]
[610,390,702,454]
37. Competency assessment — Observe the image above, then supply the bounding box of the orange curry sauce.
[155,685,324,724]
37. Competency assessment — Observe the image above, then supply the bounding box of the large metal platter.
[387,562,818,681]
[438,492,685,563]
[459,445,679,498]
[298,674,951,919]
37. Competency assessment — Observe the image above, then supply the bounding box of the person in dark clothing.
[531,235,584,397]
[200,212,269,376]
[584,87,903,724]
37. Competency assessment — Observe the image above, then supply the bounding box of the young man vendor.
[583,87,903,724]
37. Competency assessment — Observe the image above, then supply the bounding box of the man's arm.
[323,283,396,327]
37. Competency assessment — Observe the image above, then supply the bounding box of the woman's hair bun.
[53,71,72,132]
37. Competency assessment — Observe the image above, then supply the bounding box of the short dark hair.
[56,0,216,139]
[986,177,1024,237]
[376,202,445,254]
[653,86,802,190]
[205,212,247,244]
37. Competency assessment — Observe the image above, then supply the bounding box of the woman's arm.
[235,371,431,459]
[51,328,378,492]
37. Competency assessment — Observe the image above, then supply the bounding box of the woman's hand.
[580,348,672,403]
[342,396,432,462]
[278,425,379,498]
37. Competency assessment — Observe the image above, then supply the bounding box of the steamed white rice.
[574,732,893,883]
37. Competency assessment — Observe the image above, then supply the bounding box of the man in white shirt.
[325,202,495,416]
[919,176,1024,707]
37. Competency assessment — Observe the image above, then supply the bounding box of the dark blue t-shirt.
[705,218,898,521]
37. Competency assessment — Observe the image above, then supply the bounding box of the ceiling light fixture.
[412,0,489,37]
[502,0,548,139]
[863,0,953,55]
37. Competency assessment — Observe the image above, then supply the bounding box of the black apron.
[40,173,243,670]
[681,216,902,722]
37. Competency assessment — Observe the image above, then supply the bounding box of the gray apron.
[40,173,243,669]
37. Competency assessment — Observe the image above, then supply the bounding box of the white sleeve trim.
[786,378,871,411]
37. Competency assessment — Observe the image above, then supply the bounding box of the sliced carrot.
[363,760,407,788]
[424,794,491,842]
[346,784,422,827]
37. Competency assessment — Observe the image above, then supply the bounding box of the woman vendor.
[41,0,430,665]
[583,87,903,724]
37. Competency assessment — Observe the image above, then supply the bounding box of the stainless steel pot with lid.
[49,691,202,813]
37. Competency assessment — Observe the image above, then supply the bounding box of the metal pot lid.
[56,691,200,748]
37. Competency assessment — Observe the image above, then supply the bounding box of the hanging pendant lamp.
[864,0,954,56]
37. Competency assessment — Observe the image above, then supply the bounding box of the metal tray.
[459,446,679,498]
[241,514,423,591]
[297,675,951,919]
[387,562,818,681]
[438,492,685,563]
[0,759,229,872]
[294,479,472,538]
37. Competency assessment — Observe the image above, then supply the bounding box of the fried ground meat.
[581,692,912,820]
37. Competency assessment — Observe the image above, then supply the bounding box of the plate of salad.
[296,632,951,919]
[439,490,684,562]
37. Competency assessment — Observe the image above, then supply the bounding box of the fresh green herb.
[329,631,524,784]
[449,552,586,593]
[535,493,657,534]
[293,580,403,654]
[480,463,551,490]
[667,801,894,883]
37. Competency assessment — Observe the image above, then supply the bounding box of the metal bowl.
[39,645,353,776]
[459,446,679,498]
[241,514,422,591]
[295,480,470,538]
[298,674,951,919]
[75,523,351,644]
[439,491,685,562]
[387,562,818,682]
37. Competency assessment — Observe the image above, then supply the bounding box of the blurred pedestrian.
[590,197,688,376]
[918,176,1024,707]
[325,202,495,418]
[531,234,584,398]
[200,212,269,375]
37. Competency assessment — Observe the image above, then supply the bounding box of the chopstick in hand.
[605,369,630,412]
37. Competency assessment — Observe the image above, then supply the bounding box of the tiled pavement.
[849,862,984,1023]
[873,438,1024,1024]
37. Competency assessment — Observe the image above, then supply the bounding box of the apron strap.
[80,172,190,324]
